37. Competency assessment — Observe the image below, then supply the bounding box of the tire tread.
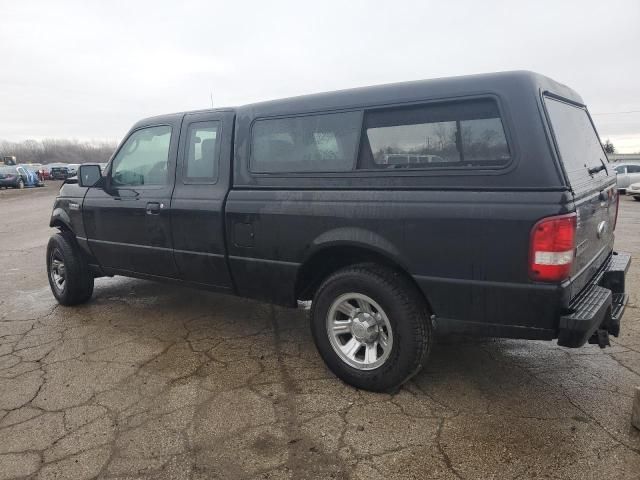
[47,231,94,305]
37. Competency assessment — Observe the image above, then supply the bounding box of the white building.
[608,153,640,163]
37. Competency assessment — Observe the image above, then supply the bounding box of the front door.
[170,111,234,289]
[83,121,179,278]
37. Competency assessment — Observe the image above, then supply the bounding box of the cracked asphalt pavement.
[1,183,639,480]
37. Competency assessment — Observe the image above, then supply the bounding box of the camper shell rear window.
[544,96,610,192]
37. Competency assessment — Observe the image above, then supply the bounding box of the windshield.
[544,96,609,192]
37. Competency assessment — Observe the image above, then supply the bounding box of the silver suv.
[614,163,640,192]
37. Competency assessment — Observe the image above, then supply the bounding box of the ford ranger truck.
[47,71,630,392]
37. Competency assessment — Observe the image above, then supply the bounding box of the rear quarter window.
[357,98,511,170]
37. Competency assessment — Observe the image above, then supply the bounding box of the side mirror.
[78,164,102,187]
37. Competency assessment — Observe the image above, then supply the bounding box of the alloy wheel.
[326,292,394,370]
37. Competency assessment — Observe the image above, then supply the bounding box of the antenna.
[210,91,214,108]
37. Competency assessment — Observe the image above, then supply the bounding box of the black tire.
[16,179,24,189]
[310,263,432,392]
[633,196,640,202]
[46,231,94,305]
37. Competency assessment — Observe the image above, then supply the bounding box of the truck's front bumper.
[557,252,631,348]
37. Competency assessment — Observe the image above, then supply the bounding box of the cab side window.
[627,165,640,173]
[111,126,172,187]
[614,166,627,174]
[184,121,220,182]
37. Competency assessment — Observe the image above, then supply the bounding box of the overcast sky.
[1,0,639,152]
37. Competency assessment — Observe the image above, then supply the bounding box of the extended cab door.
[83,120,180,278]
[170,111,234,290]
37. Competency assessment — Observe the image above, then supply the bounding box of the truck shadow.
[90,276,639,419]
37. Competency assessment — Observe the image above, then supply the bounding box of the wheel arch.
[49,208,72,231]
[294,230,432,313]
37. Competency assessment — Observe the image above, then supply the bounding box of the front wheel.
[310,264,432,392]
[46,232,94,305]
[16,179,24,189]
[633,196,640,202]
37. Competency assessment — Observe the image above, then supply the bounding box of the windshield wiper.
[588,158,608,176]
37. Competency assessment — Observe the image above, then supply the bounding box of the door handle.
[146,202,163,215]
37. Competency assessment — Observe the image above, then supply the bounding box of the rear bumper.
[557,252,631,348]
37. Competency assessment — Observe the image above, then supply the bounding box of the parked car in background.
[67,164,80,177]
[613,163,640,192]
[45,163,66,180]
[21,164,46,183]
[627,182,640,201]
[38,165,52,180]
[25,166,46,186]
[50,165,73,180]
[0,165,43,188]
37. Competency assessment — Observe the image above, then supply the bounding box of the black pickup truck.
[47,71,630,391]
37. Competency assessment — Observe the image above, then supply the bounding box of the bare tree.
[0,138,118,164]
[602,139,615,154]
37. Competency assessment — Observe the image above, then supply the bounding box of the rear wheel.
[310,263,431,392]
[633,196,640,202]
[47,232,94,305]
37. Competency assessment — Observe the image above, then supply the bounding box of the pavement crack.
[435,418,464,480]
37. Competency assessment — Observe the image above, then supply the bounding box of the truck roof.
[133,71,582,128]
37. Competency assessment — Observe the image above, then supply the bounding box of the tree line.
[0,138,118,165]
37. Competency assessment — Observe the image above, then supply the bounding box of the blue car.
[0,165,44,189]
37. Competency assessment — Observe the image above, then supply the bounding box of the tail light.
[529,213,577,282]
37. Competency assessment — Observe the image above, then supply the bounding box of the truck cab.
[78,110,235,287]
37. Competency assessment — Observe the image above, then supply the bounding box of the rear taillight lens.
[529,213,577,282]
